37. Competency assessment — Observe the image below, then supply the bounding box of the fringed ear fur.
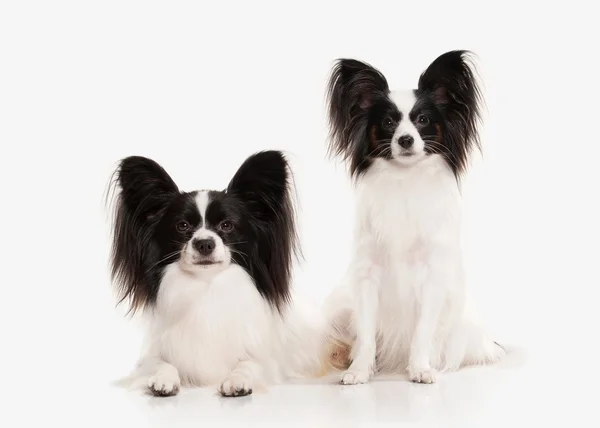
[227,150,300,312]
[417,50,483,177]
[326,58,390,177]
[108,156,180,314]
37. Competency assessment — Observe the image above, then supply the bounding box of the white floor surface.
[24,346,595,428]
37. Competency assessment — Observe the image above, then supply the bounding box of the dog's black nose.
[398,135,414,149]
[193,238,215,256]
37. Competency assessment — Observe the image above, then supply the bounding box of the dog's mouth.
[193,260,221,266]
[393,150,427,166]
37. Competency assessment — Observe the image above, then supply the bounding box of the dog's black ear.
[326,59,389,176]
[227,150,299,312]
[418,50,481,111]
[227,150,292,223]
[328,59,389,111]
[116,156,180,222]
[417,50,483,175]
[108,156,179,314]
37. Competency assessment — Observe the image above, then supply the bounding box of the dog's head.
[326,50,482,179]
[108,151,298,313]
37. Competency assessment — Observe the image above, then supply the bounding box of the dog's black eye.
[417,114,429,125]
[219,221,233,232]
[176,221,190,232]
[383,117,394,128]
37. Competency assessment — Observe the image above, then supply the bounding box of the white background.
[1,1,599,427]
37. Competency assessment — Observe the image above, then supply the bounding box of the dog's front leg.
[219,359,262,397]
[341,236,381,385]
[407,263,448,384]
[139,355,181,397]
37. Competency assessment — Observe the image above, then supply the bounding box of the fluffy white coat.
[325,142,504,385]
[120,263,328,395]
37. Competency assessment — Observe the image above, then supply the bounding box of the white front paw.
[341,365,373,385]
[219,374,253,397]
[408,366,436,384]
[148,373,180,397]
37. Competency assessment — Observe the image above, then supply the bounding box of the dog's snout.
[398,135,414,149]
[193,238,215,256]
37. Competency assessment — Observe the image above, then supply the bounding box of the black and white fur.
[323,51,505,384]
[108,151,327,397]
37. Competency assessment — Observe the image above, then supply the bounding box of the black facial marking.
[204,190,246,250]
[154,190,201,255]
[409,93,445,153]
[368,101,401,160]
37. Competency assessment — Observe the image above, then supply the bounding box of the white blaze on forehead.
[389,90,425,156]
[390,90,417,117]
[192,189,219,241]
[195,190,210,225]
[186,189,229,264]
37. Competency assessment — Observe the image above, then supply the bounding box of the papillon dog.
[323,50,506,385]
[108,150,327,397]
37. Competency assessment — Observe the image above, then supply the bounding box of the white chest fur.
[329,156,477,375]
[150,264,284,386]
[327,155,504,384]
[356,157,462,253]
